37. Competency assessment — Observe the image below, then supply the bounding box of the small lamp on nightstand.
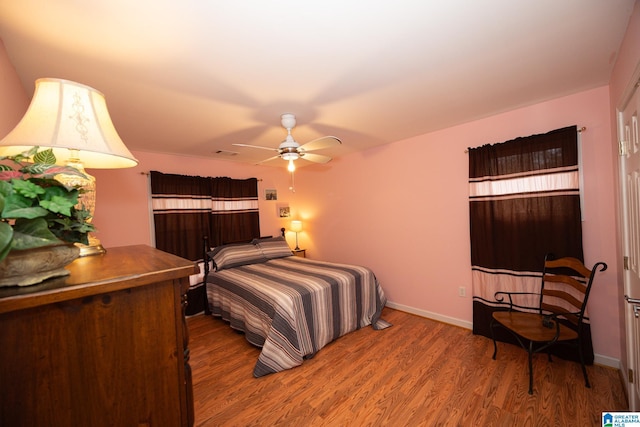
[290,220,302,251]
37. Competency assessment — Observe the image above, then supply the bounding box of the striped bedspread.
[206,256,390,377]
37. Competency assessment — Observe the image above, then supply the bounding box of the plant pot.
[0,244,81,287]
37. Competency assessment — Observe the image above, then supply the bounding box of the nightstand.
[293,249,306,258]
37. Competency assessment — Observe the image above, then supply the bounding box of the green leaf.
[73,207,93,223]
[41,185,69,199]
[47,165,87,178]
[2,193,48,219]
[39,186,78,217]
[0,221,13,263]
[48,216,93,245]
[1,146,39,164]
[22,163,51,176]
[40,195,75,217]
[11,218,61,250]
[0,180,12,198]
[33,148,56,165]
[0,181,7,217]
[11,179,46,199]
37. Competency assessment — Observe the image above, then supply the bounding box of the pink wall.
[293,86,620,359]
[0,30,628,362]
[0,39,28,135]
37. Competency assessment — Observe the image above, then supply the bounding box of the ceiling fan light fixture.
[287,159,296,172]
[281,150,299,161]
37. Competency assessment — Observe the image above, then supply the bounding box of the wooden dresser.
[0,245,197,427]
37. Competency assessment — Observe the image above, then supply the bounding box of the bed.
[203,235,390,377]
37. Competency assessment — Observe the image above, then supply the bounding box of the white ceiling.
[0,1,635,167]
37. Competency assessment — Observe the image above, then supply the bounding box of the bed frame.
[201,228,285,314]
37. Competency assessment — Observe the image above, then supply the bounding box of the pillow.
[252,236,293,259]
[208,243,267,271]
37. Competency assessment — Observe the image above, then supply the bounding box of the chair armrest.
[494,291,540,312]
[542,313,564,341]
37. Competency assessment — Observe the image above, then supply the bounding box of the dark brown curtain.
[150,171,260,314]
[150,171,212,261]
[469,125,591,363]
[209,177,261,246]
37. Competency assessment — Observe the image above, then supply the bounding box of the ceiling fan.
[232,113,341,171]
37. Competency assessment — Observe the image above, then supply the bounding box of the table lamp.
[0,78,138,256]
[290,220,302,250]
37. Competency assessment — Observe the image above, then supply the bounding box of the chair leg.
[490,319,498,360]
[577,339,591,388]
[528,341,534,395]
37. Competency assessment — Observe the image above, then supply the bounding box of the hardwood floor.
[188,307,627,426]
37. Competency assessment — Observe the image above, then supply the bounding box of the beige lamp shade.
[290,220,303,251]
[290,220,303,233]
[0,78,138,168]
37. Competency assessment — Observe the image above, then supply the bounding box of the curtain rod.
[464,126,586,153]
[139,172,263,181]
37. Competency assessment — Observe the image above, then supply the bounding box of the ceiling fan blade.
[298,136,342,152]
[256,155,282,164]
[300,152,333,164]
[232,143,278,152]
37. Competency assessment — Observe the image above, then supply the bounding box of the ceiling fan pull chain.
[289,170,296,192]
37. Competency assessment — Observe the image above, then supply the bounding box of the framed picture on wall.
[265,189,277,200]
[279,206,290,218]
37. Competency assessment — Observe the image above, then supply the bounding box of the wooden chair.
[490,254,607,394]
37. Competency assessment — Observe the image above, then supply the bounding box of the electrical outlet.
[459,286,466,297]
